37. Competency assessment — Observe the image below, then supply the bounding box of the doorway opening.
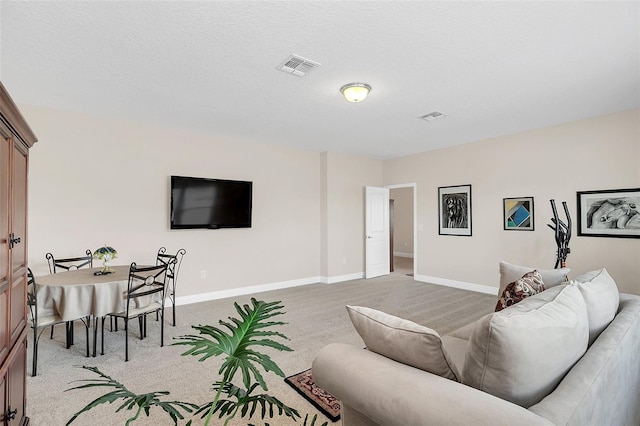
[388,184,417,277]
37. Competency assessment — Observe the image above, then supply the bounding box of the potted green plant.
[65,298,327,426]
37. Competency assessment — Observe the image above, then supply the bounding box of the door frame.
[386,183,417,277]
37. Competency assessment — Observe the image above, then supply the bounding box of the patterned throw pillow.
[495,270,546,312]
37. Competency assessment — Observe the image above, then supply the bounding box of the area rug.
[285,368,341,422]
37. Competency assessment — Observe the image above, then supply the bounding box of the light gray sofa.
[313,270,640,426]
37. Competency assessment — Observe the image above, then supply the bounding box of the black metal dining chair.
[27,268,90,376]
[45,249,93,273]
[156,247,186,326]
[44,249,94,344]
[102,262,169,361]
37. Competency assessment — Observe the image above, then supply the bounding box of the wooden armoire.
[0,82,37,425]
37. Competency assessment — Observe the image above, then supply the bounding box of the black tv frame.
[170,175,253,230]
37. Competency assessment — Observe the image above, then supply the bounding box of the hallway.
[392,256,413,276]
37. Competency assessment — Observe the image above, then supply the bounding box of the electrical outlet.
[200,270,206,279]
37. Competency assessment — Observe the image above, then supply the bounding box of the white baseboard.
[393,252,414,258]
[175,276,321,306]
[175,272,497,307]
[321,272,364,284]
[414,274,498,295]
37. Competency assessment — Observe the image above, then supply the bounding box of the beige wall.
[390,187,414,257]
[20,104,639,301]
[385,109,640,295]
[23,105,321,298]
[322,151,383,280]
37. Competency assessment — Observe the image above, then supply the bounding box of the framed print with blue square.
[503,197,534,231]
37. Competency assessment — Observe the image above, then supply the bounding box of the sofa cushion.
[572,268,619,346]
[440,335,469,373]
[346,305,461,381]
[495,270,546,312]
[462,284,589,408]
[447,321,477,341]
[499,261,569,297]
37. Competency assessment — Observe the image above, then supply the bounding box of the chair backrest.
[26,268,37,324]
[156,247,186,286]
[46,249,93,274]
[124,262,170,313]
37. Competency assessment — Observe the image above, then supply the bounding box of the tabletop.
[36,265,157,322]
[36,265,130,287]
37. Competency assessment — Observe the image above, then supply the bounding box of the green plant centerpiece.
[65,298,327,426]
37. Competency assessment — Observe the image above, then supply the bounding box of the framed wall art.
[438,184,472,236]
[503,197,534,231]
[577,188,640,238]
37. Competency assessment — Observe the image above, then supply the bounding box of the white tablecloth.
[36,265,158,321]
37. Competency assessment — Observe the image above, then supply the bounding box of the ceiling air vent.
[419,111,447,122]
[277,54,320,77]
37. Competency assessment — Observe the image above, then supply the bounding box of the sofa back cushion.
[346,305,461,381]
[528,295,640,426]
[462,284,589,408]
[572,268,619,346]
[499,261,569,297]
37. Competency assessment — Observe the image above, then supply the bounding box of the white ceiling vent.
[419,111,447,121]
[277,54,320,77]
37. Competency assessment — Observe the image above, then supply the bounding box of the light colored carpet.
[27,274,496,425]
[392,256,413,275]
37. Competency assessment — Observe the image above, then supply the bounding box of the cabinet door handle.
[6,407,17,421]
[9,233,21,249]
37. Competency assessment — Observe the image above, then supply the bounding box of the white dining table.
[36,265,132,321]
[36,265,159,356]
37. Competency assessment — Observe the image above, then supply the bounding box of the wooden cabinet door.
[0,372,6,426]
[9,144,27,347]
[6,334,26,425]
[0,133,10,367]
[0,330,26,426]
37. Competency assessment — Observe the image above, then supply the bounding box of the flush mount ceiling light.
[340,83,371,103]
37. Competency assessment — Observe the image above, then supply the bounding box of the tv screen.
[170,175,252,229]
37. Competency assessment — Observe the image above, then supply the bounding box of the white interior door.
[365,186,390,279]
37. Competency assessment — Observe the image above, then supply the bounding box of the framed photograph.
[503,197,534,231]
[577,188,640,238]
[438,184,472,236]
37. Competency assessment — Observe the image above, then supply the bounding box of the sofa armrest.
[313,343,554,426]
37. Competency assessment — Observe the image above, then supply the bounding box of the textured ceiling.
[1,1,639,159]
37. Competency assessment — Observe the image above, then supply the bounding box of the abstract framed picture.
[577,188,640,238]
[438,184,472,236]
[503,197,534,231]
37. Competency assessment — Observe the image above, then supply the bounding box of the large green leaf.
[65,366,199,425]
[173,298,293,390]
[194,382,301,422]
[258,413,329,426]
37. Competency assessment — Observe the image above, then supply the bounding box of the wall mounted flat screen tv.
[170,175,252,229]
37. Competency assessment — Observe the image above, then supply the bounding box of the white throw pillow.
[462,284,589,408]
[572,268,619,346]
[346,305,461,381]
[499,261,570,297]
